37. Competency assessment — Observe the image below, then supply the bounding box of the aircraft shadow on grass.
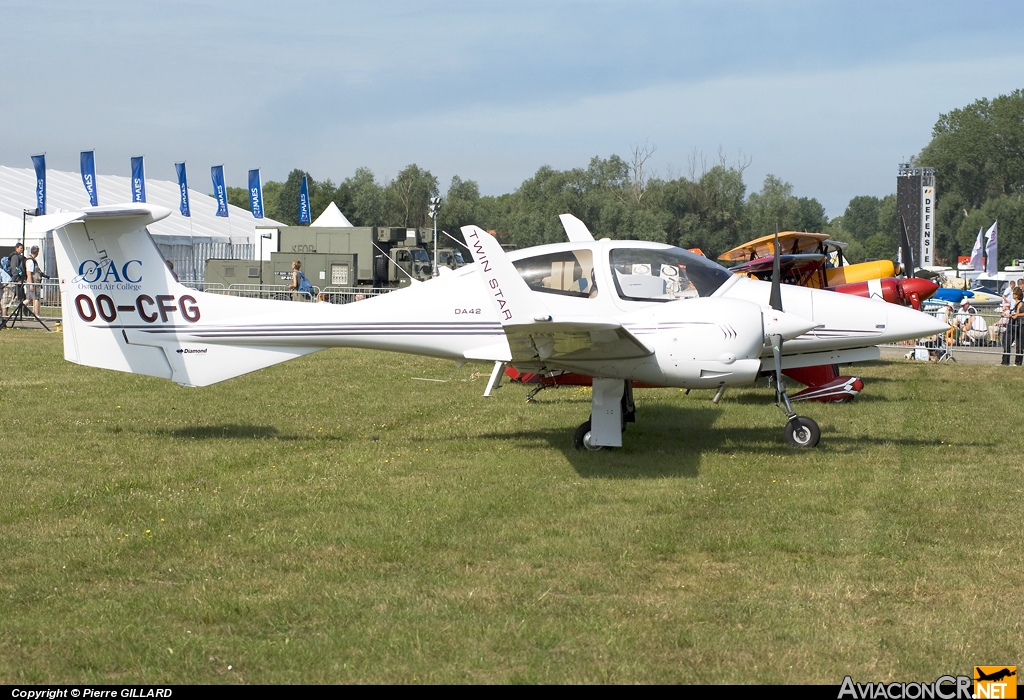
[476,400,985,478]
[730,391,890,405]
[479,405,777,479]
[151,424,307,441]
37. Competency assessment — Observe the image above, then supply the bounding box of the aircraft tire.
[784,416,820,448]
[573,420,604,451]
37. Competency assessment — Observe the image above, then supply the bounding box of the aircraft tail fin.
[51,204,318,387]
[461,225,552,326]
[559,213,595,242]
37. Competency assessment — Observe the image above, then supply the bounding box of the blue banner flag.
[80,150,98,206]
[31,154,46,215]
[130,156,147,203]
[175,162,191,217]
[248,168,264,219]
[299,175,311,223]
[211,165,228,217]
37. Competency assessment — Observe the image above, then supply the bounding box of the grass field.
[1,330,1021,684]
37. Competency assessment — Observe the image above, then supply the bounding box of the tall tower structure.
[896,164,936,267]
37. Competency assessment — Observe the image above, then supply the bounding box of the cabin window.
[514,249,597,299]
[610,247,732,301]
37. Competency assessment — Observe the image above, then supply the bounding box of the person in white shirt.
[955,298,974,326]
[25,246,41,316]
[961,306,989,345]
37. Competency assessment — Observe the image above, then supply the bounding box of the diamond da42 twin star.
[45,204,946,449]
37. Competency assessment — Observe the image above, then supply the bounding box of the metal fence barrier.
[3,281,400,318]
[0,279,64,317]
[883,304,1014,361]
[179,281,399,304]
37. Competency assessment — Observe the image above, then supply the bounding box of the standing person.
[6,242,26,314]
[992,299,1011,345]
[1004,278,1023,299]
[286,260,313,300]
[25,246,41,316]
[0,249,13,314]
[1001,287,1024,366]
[165,259,179,282]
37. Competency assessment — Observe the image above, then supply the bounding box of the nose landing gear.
[783,415,820,448]
[771,333,820,449]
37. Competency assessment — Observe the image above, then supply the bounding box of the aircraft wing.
[730,253,826,277]
[462,225,652,364]
[504,317,652,363]
[718,231,830,262]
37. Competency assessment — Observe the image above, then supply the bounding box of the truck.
[203,225,436,292]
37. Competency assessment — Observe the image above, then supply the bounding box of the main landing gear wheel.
[783,416,820,448]
[573,420,604,451]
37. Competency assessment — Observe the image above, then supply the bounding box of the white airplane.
[44,204,946,450]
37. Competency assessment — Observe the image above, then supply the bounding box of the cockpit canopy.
[512,243,733,302]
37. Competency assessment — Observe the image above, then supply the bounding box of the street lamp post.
[22,208,39,248]
[259,232,272,286]
[428,197,441,277]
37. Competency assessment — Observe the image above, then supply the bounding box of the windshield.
[514,249,597,299]
[410,249,430,263]
[609,247,732,301]
[440,251,465,265]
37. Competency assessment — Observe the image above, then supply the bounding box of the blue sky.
[2,0,1023,217]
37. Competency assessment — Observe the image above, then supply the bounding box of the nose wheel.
[783,415,820,448]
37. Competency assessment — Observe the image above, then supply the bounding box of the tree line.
[227,88,1024,267]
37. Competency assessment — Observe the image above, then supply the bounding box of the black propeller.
[769,229,783,312]
[898,215,916,277]
[897,216,939,280]
[768,230,788,407]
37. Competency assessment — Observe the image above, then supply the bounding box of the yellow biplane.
[718,231,896,288]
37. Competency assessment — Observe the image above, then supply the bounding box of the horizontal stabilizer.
[34,204,172,233]
[123,330,319,386]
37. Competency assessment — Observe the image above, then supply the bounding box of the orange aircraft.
[717,231,936,308]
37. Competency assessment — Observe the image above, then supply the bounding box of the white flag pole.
[985,221,998,276]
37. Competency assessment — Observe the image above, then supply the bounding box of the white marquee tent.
[0,165,283,281]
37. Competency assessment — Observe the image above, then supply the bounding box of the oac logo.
[975,667,1017,699]
[73,259,143,284]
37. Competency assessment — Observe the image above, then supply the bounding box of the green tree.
[438,176,483,245]
[274,169,311,226]
[655,163,746,257]
[742,175,828,241]
[226,186,248,211]
[955,194,1024,270]
[339,168,386,226]
[917,89,1024,262]
[384,164,439,227]
[918,89,1024,209]
[262,180,283,222]
[841,196,883,243]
